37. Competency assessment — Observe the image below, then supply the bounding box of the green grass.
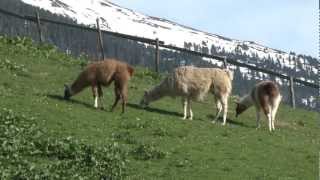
[0,36,318,179]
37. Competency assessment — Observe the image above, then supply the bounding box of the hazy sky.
[112,0,318,57]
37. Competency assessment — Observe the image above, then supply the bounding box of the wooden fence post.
[96,18,105,60]
[289,77,296,109]
[155,38,160,73]
[223,56,228,69]
[35,11,43,43]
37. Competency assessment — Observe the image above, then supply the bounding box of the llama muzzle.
[64,84,71,100]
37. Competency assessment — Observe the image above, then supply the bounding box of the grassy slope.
[0,37,318,179]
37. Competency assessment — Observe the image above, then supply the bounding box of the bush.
[131,143,168,160]
[0,58,28,76]
[134,68,162,81]
[0,109,128,179]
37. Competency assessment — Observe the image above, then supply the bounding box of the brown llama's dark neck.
[70,77,90,96]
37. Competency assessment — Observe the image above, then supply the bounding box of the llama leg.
[111,86,121,112]
[221,96,228,126]
[268,113,272,132]
[212,98,222,123]
[271,111,277,131]
[187,98,193,120]
[98,84,104,110]
[271,96,281,131]
[94,97,98,108]
[256,109,261,129]
[270,108,275,131]
[267,106,272,132]
[120,89,128,114]
[92,86,99,109]
[262,104,272,132]
[271,112,275,131]
[182,98,188,120]
[117,82,128,114]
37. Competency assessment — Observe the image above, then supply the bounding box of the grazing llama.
[235,80,282,131]
[140,66,233,125]
[64,59,134,113]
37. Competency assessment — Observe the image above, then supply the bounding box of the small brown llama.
[64,59,134,113]
[235,80,282,131]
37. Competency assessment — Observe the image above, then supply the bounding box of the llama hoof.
[188,117,193,120]
[268,128,274,132]
[211,121,216,124]
[222,123,226,126]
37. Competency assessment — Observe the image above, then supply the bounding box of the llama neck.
[147,84,167,103]
[70,78,89,96]
[240,94,254,109]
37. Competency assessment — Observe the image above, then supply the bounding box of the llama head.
[235,102,247,117]
[139,91,150,108]
[64,84,71,100]
[235,94,252,117]
[235,97,248,117]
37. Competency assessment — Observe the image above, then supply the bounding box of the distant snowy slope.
[20,0,317,80]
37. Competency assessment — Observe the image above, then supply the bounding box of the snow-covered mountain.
[18,0,318,108]
[20,0,317,75]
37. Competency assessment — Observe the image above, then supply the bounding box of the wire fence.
[0,8,318,110]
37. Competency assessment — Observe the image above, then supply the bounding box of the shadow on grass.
[207,114,252,128]
[46,94,96,110]
[127,103,182,117]
[127,103,252,127]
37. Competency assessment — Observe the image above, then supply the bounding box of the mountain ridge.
[21,0,316,59]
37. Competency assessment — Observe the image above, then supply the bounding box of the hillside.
[0,0,317,110]
[0,36,318,179]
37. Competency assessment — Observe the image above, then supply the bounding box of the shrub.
[0,108,129,179]
[131,143,168,160]
[0,58,28,76]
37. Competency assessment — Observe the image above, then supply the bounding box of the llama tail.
[127,65,134,77]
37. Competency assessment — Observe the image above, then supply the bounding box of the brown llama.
[235,80,282,131]
[140,66,233,125]
[64,59,134,113]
